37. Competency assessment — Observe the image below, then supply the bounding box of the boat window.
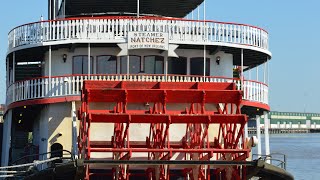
[190,57,210,76]
[168,57,187,75]
[120,56,141,74]
[72,56,93,74]
[96,55,117,74]
[144,56,164,74]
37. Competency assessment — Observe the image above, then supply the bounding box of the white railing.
[8,17,269,51]
[6,74,268,106]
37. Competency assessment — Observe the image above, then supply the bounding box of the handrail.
[9,16,269,34]
[6,74,269,106]
[7,74,268,87]
[252,153,287,170]
[11,149,73,166]
[7,16,269,52]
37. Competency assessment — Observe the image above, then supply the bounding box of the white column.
[187,58,190,75]
[48,0,51,20]
[13,53,16,102]
[263,61,267,84]
[71,101,78,159]
[241,49,244,90]
[88,43,91,76]
[244,123,248,139]
[137,0,140,17]
[267,57,269,85]
[203,46,206,77]
[127,55,130,75]
[256,66,259,81]
[1,110,12,166]
[165,56,168,79]
[49,46,52,93]
[203,0,206,77]
[264,111,270,157]
[6,58,9,87]
[256,115,261,157]
[39,106,49,170]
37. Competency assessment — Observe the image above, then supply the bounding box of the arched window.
[144,56,164,74]
[72,56,93,74]
[190,57,210,76]
[120,56,141,74]
[168,57,187,75]
[96,55,117,74]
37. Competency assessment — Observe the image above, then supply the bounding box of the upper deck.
[7,16,270,59]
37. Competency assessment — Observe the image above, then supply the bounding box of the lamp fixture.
[62,54,67,63]
[216,56,221,65]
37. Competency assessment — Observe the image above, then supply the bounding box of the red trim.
[242,100,270,111]
[9,16,268,35]
[5,92,269,114]
[7,96,80,110]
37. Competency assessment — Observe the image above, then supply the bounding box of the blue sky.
[0,0,320,113]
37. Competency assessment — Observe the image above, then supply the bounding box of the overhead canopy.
[64,0,204,17]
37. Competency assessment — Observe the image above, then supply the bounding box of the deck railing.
[6,74,268,106]
[8,17,268,51]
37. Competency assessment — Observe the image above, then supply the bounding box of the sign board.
[128,32,169,50]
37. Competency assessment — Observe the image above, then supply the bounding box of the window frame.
[72,55,94,75]
[167,56,188,75]
[143,55,165,74]
[190,57,211,76]
[120,55,142,74]
[96,55,118,74]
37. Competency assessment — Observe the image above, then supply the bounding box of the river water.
[252,133,320,180]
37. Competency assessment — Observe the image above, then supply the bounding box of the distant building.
[249,111,320,129]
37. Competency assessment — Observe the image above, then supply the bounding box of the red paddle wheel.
[78,80,249,180]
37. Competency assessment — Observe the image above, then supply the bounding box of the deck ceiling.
[64,0,204,17]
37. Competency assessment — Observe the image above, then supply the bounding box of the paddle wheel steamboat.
[1,0,279,179]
